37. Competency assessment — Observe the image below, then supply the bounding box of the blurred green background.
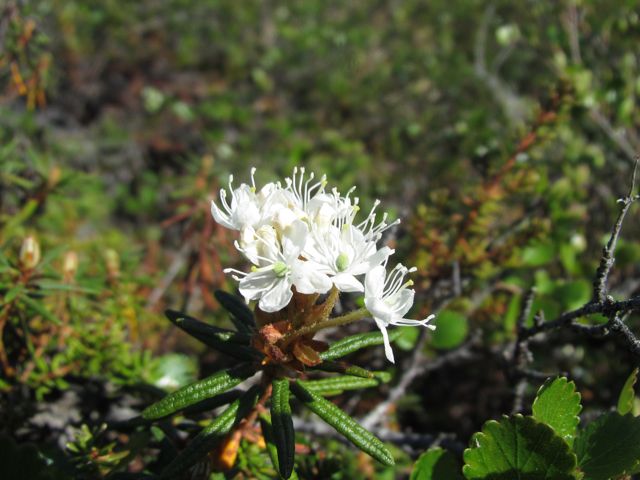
[2,0,640,478]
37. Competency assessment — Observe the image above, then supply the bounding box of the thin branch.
[592,158,639,302]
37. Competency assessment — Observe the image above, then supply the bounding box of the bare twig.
[592,158,639,302]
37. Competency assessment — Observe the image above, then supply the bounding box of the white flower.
[210,168,265,231]
[304,220,394,293]
[225,220,332,312]
[364,264,435,363]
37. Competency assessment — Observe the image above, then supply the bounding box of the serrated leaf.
[214,290,256,333]
[271,378,295,479]
[160,386,262,479]
[410,447,463,480]
[164,309,259,361]
[463,415,577,480]
[617,368,638,415]
[574,412,640,480]
[291,381,394,466]
[532,377,582,445]
[260,416,300,480]
[142,363,256,420]
[320,329,402,361]
[301,372,391,396]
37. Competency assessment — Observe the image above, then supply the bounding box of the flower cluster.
[211,168,434,362]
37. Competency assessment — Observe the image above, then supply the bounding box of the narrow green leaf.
[3,285,24,303]
[301,372,391,396]
[164,309,259,361]
[312,361,376,379]
[271,378,295,479]
[260,416,300,480]
[291,381,394,466]
[617,368,638,415]
[410,447,463,480]
[142,364,256,420]
[20,296,61,325]
[160,386,262,479]
[532,377,582,445]
[320,329,403,361]
[214,290,255,333]
[462,415,577,480]
[574,412,640,480]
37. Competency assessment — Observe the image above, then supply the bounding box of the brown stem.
[279,307,369,349]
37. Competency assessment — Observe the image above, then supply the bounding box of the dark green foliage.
[291,381,395,467]
[531,377,582,445]
[142,363,256,420]
[160,385,263,479]
[214,290,256,333]
[270,378,295,479]
[320,329,403,361]
[165,309,259,360]
[574,412,640,480]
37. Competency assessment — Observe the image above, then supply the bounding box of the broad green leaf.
[320,329,402,361]
[214,290,255,333]
[260,416,300,480]
[617,368,638,415]
[395,326,419,351]
[160,386,262,479]
[164,309,259,360]
[463,415,577,480]
[574,412,640,480]
[431,310,468,350]
[142,363,255,420]
[522,241,555,266]
[410,447,463,480]
[301,372,391,396]
[532,377,582,445]
[271,379,295,479]
[291,381,394,466]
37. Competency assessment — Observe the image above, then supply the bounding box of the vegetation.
[2,1,640,478]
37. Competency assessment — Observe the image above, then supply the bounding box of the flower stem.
[279,307,369,348]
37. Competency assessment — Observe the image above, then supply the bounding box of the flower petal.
[332,272,364,292]
[375,318,395,363]
[292,260,332,294]
[259,277,293,312]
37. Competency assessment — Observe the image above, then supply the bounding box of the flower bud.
[19,236,41,270]
[63,251,78,281]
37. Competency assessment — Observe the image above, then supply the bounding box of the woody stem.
[279,307,369,348]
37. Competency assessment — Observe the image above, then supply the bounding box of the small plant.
[411,370,640,479]
[141,168,436,478]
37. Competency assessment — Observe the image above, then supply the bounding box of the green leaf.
[574,412,640,480]
[291,381,394,466]
[532,377,582,445]
[214,290,256,333]
[164,309,259,361]
[260,416,300,480]
[431,310,468,350]
[522,241,555,266]
[160,386,262,479]
[617,368,638,415]
[301,372,391,396]
[395,326,419,351]
[411,447,463,480]
[271,378,295,479]
[463,415,577,480]
[20,296,61,325]
[142,363,256,420]
[313,361,377,378]
[320,329,402,361]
